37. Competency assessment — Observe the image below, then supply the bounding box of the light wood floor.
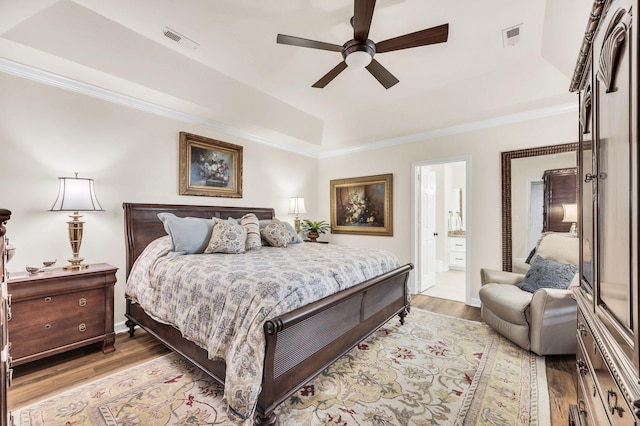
[8,295,575,424]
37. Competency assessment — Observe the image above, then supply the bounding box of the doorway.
[412,157,469,303]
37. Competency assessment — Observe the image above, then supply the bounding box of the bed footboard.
[257,262,413,424]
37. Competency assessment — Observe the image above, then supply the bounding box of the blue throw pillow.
[157,213,213,257]
[517,256,578,293]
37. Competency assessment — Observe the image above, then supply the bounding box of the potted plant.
[300,219,330,242]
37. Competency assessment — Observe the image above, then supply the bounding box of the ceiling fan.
[276,0,449,89]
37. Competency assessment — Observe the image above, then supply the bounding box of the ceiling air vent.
[502,24,522,47]
[163,27,200,50]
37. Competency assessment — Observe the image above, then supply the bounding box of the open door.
[418,167,437,292]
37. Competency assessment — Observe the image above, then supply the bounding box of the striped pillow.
[241,213,261,250]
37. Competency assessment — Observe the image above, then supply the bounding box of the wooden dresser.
[7,263,117,366]
[570,0,640,424]
[0,209,13,425]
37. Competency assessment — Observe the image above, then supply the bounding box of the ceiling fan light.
[345,50,373,68]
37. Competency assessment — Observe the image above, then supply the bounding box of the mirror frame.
[501,142,579,271]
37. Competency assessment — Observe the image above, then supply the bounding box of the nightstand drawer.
[9,313,106,360]
[8,288,105,330]
[6,263,117,365]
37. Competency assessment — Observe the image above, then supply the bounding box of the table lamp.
[288,197,307,233]
[49,173,104,270]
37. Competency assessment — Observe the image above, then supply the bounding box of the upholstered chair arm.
[480,268,525,286]
[512,261,531,275]
[529,288,578,355]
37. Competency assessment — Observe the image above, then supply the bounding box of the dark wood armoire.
[570,0,640,424]
[1,209,12,426]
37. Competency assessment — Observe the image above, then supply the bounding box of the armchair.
[479,232,579,356]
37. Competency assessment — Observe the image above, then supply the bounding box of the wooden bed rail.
[258,263,413,421]
[264,263,413,334]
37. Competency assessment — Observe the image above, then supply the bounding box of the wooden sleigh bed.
[122,202,413,425]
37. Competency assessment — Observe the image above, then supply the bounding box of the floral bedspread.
[125,236,400,423]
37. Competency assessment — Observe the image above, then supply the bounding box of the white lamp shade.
[562,203,578,223]
[288,197,307,215]
[49,176,104,212]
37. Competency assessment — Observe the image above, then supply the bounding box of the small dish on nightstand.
[25,265,43,274]
[42,259,57,268]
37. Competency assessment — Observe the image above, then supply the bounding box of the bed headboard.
[123,202,275,277]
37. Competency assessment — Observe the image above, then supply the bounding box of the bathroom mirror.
[501,142,579,271]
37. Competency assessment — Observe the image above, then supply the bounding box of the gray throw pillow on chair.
[517,256,578,293]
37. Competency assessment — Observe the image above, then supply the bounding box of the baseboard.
[114,321,129,335]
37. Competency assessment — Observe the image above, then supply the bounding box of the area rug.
[14,308,549,425]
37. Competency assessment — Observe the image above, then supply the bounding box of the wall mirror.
[501,142,579,271]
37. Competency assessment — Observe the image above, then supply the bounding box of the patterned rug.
[14,309,549,425]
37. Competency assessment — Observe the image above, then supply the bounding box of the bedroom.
[1,0,594,424]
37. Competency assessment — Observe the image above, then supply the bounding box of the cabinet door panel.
[595,4,632,330]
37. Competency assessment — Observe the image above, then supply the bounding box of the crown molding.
[1,57,577,161]
[0,57,320,158]
[318,102,578,158]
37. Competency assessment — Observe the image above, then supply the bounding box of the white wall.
[1,69,580,323]
[318,112,578,301]
[0,72,318,326]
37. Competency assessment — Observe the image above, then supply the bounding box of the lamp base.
[64,262,88,271]
[65,214,87,270]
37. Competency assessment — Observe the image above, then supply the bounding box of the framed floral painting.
[179,132,243,198]
[330,173,393,236]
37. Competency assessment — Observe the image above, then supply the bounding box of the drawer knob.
[78,323,86,332]
[44,297,52,303]
[607,389,623,417]
[577,322,587,337]
[79,298,87,307]
[576,359,588,376]
[44,324,51,330]
[578,400,587,416]
[633,399,640,419]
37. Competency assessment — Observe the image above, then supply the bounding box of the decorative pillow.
[517,256,578,293]
[260,219,291,247]
[157,213,213,257]
[240,213,261,250]
[204,218,247,254]
[257,219,301,244]
[281,221,303,244]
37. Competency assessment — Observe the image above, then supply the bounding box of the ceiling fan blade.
[365,59,399,89]
[277,34,343,52]
[353,0,376,42]
[312,61,348,88]
[375,23,449,53]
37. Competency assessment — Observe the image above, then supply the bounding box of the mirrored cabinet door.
[579,70,595,293]
[593,2,633,332]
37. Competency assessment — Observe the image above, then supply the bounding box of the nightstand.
[7,263,117,366]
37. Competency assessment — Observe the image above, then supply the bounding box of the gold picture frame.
[330,173,393,236]
[179,132,243,198]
